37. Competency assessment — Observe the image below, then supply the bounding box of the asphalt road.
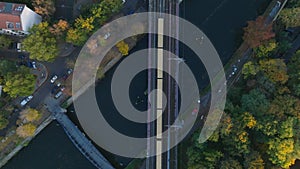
[28,47,81,108]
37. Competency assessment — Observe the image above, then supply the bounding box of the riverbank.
[0,107,53,168]
[179,0,289,168]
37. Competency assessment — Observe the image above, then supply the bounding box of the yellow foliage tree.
[16,123,36,138]
[20,108,41,123]
[116,41,129,56]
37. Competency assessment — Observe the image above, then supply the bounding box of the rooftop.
[0,2,25,15]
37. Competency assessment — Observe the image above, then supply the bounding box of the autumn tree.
[16,123,36,138]
[116,40,129,56]
[259,59,289,84]
[22,22,58,62]
[243,16,275,48]
[267,138,295,168]
[2,66,36,98]
[50,19,69,36]
[20,108,41,123]
[279,7,300,28]
[32,0,55,19]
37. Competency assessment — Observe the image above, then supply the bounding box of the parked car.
[16,43,21,52]
[20,95,33,106]
[54,91,63,99]
[50,75,58,83]
[67,68,73,75]
[32,61,37,69]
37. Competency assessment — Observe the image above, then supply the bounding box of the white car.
[50,75,58,83]
[32,61,37,69]
[20,95,33,106]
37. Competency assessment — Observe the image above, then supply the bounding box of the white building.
[0,2,42,36]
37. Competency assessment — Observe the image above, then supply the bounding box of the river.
[2,0,273,169]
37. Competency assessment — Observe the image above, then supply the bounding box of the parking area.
[54,0,74,21]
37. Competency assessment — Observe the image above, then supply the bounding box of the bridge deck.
[53,112,114,169]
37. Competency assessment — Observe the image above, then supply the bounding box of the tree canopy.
[243,16,275,48]
[22,22,58,62]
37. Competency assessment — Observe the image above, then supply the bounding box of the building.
[0,2,42,36]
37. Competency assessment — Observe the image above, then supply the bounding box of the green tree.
[242,61,259,79]
[243,151,265,169]
[0,35,12,49]
[220,158,243,169]
[2,66,36,98]
[0,60,17,77]
[279,7,300,28]
[254,40,277,58]
[66,28,88,46]
[22,22,58,62]
[288,51,300,96]
[241,89,270,117]
[187,143,223,169]
[0,115,8,130]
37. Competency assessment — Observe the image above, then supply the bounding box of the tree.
[267,138,295,168]
[244,151,265,169]
[279,8,300,28]
[0,60,17,77]
[241,89,270,117]
[0,35,12,49]
[22,22,58,62]
[220,158,243,169]
[49,19,69,36]
[16,123,36,138]
[242,61,259,79]
[66,28,88,46]
[116,40,129,56]
[254,40,277,58]
[288,51,300,96]
[0,115,8,130]
[20,108,41,123]
[187,143,223,169]
[32,0,55,19]
[243,16,275,48]
[259,59,289,84]
[2,66,36,98]
[75,16,95,32]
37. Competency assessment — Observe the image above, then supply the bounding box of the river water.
[2,0,273,169]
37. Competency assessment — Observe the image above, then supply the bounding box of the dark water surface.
[3,0,276,168]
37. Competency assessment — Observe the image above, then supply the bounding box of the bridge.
[53,111,114,169]
[147,0,181,169]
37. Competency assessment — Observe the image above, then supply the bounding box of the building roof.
[0,2,41,32]
[0,2,25,15]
